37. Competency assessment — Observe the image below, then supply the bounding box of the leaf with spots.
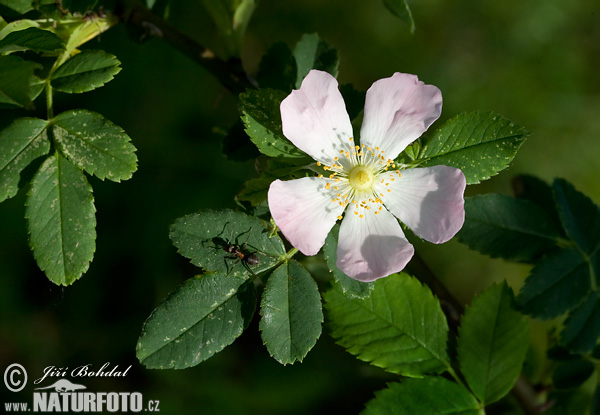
[25,152,96,286]
[259,260,323,364]
[51,50,121,94]
[324,273,450,376]
[0,117,50,203]
[419,111,529,184]
[169,209,285,278]
[239,88,307,159]
[137,272,256,369]
[53,110,137,182]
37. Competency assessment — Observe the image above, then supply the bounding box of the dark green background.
[1,0,598,413]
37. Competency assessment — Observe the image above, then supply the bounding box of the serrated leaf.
[51,50,121,93]
[0,118,50,202]
[517,248,590,319]
[362,378,480,415]
[552,359,595,390]
[324,273,450,376]
[323,224,374,299]
[512,174,564,233]
[458,194,561,263]
[53,110,137,182]
[169,209,285,278]
[293,33,339,88]
[457,283,529,405]
[259,260,323,364]
[560,291,600,354]
[383,0,415,34]
[26,152,96,285]
[137,272,256,369]
[256,42,296,91]
[239,88,306,158]
[553,179,600,255]
[0,27,64,54]
[419,111,529,184]
[0,55,42,109]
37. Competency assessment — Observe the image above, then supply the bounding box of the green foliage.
[383,0,415,34]
[0,117,49,203]
[256,42,296,91]
[293,33,339,88]
[323,224,374,298]
[517,248,589,319]
[362,377,481,415]
[324,273,450,377]
[0,0,33,14]
[25,152,96,286]
[552,359,595,390]
[239,88,307,159]
[137,272,256,369]
[51,50,122,93]
[200,0,255,58]
[419,111,529,184]
[0,55,41,109]
[259,260,323,364]
[53,110,137,181]
[457,283,529,405]
[0,27,65,54]
[560,292,600,354]
[169,209,285,278]
[458,194,561,263]
[554,178,600,255]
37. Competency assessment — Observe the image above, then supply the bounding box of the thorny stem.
[406,251,541,415]
[116,0,255,95]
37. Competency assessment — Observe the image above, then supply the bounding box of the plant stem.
[407,251,541,415]
[117,0,255,95]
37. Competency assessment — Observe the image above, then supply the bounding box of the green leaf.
[238,157,311,206]
[383,0,415,34]
[517,248,590,319]
[256,42,296,91]
[560,291,600,354]
[457,283,529,405]
[324,273,450,376]
[293,33,339,88]
[169,209,285,278]
[457,194,561,263]
[0,55,41,109]
[137,272,256,369]
[419,111,529,184]
[51,50,121,93]
[259,260,323,364]
[53,110,137,182]
[239,88,307,158]
[0,0,33,14]
[553,179,600,255]
[25,152,96,286]
[512,174,564,233]
[0,27,64,54]
[362,378,480,415]
[0,117,50,203]
[323,224,374,299]
[552,359,595,390]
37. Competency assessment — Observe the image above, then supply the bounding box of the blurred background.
[1,0,598,413]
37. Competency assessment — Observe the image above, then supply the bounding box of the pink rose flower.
[268,70,466,281]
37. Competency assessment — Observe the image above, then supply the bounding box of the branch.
[116,0,255,95]
[406,252,541,415]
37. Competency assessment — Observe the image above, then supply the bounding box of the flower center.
[348,165,374,192]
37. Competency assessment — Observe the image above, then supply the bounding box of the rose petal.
[268,177,345,256]
[383,165,466,244]
[280,70,354,166]
[336,206,414,282]
[360,73,442,159]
